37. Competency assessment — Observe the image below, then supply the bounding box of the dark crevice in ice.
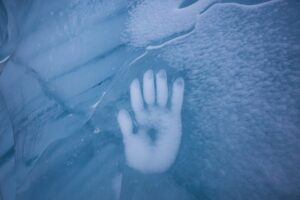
[63,74,114,105]
[0,146,14,167]
[92,74,114,88]
[179,0,199,9]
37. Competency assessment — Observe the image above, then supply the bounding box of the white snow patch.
[125,0,217,47]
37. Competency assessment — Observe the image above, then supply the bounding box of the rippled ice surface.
[0,0,300,200]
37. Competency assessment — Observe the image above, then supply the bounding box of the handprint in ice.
[118,69,184,173]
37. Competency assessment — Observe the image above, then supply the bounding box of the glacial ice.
[125,0,217,47]
[0,0,300,200]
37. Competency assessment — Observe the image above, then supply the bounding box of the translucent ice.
[0,0,299,200]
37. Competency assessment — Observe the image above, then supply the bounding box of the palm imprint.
[118,69,184,173]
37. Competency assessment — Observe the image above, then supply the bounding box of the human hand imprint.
[118,69,184,173]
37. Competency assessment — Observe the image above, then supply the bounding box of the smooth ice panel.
[0,94,15,200]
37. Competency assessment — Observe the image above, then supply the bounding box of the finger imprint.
[130,79,144,113]
[143,70,155,106]
[118,109,133,137]
[171,77,185,114]
[156,69,168,107]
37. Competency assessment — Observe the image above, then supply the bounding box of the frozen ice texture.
[0,94,15,200]
[0,0,299,200]
[125,0,217,47]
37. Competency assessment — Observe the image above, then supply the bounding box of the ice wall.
[0,0,299,200]
[0,93,15,200]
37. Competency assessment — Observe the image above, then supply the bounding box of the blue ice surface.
[0,0,300,200]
